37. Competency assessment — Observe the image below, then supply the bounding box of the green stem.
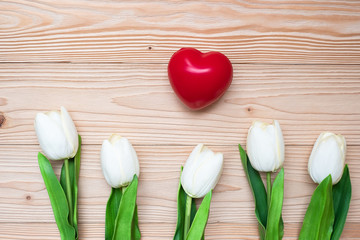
[64,159,74,226]
[183,195,192,240]
[267,172,272,209]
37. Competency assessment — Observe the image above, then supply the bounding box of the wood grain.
[1,0,360,64]
[0,145,359,239]
[1,0,360,239]
[1,63,360,145]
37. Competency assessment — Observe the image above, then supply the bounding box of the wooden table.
[1,1,360,239]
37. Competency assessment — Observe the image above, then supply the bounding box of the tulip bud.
[246,120,285,172]
[34,106,79,161]
[181,144,223,198]
[308,132,346,185]
[101,134,140,188]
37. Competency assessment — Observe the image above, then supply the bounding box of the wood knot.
[0,114,5,128]
[26,195,31,200]
[148,46,152,50]
[247,107,252,112]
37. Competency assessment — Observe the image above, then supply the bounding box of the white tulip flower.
[246,120,285,172]
[308,132,346,185]
[34,106,79,160]
[101,134,140,188]
[181,144,223,198]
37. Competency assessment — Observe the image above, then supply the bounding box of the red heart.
[168,48,233,110]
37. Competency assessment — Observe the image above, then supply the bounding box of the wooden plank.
[1,1,360,64]
[0,222,359,240]
[1,0,360,238]
[1,63,360,145]
[0,145,359,239]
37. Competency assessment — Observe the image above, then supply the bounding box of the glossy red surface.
[168,48,233,110]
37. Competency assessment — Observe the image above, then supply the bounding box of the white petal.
[109,134,122,144]
[185,144,204,168]
[129,140,140,177]
[101,140,122,188]
[274,120,285,170]
[101,136,139,188]
[181,145,223,198]
[246,120,284,172]
[308,133,346,184]
[181,144,203,193]
[35,113,73,160]
[181,144,203,190]
[60,107,79,158]
[192,153,223,198]
[46,111,62,126]
[115,137,138,185]
[247,124,277,172]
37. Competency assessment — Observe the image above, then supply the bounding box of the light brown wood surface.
[1,0,360,239]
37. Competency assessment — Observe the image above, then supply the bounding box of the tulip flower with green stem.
[34,107,82,240]
[239,120,285,240]
[101,134,141,240]
[173,144,223,240]
[300,132,351,240]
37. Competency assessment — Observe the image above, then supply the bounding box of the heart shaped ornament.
[168,48,233,110]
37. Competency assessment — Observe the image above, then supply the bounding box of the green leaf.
[299,175,334,240]
[238,144,267,239]
[73,135,81,239]
[265,168,284,240]
[279,216,284,240]
[112,175,139,240]
[60,135,82,239]
[331,165,352,240]
[132,205,141,240]
[38,153,76,240]
[186,191,212,240]
[190,197,197,224]
[105,188,123,240]
[60,160,75,233]
[173,167,197,240]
